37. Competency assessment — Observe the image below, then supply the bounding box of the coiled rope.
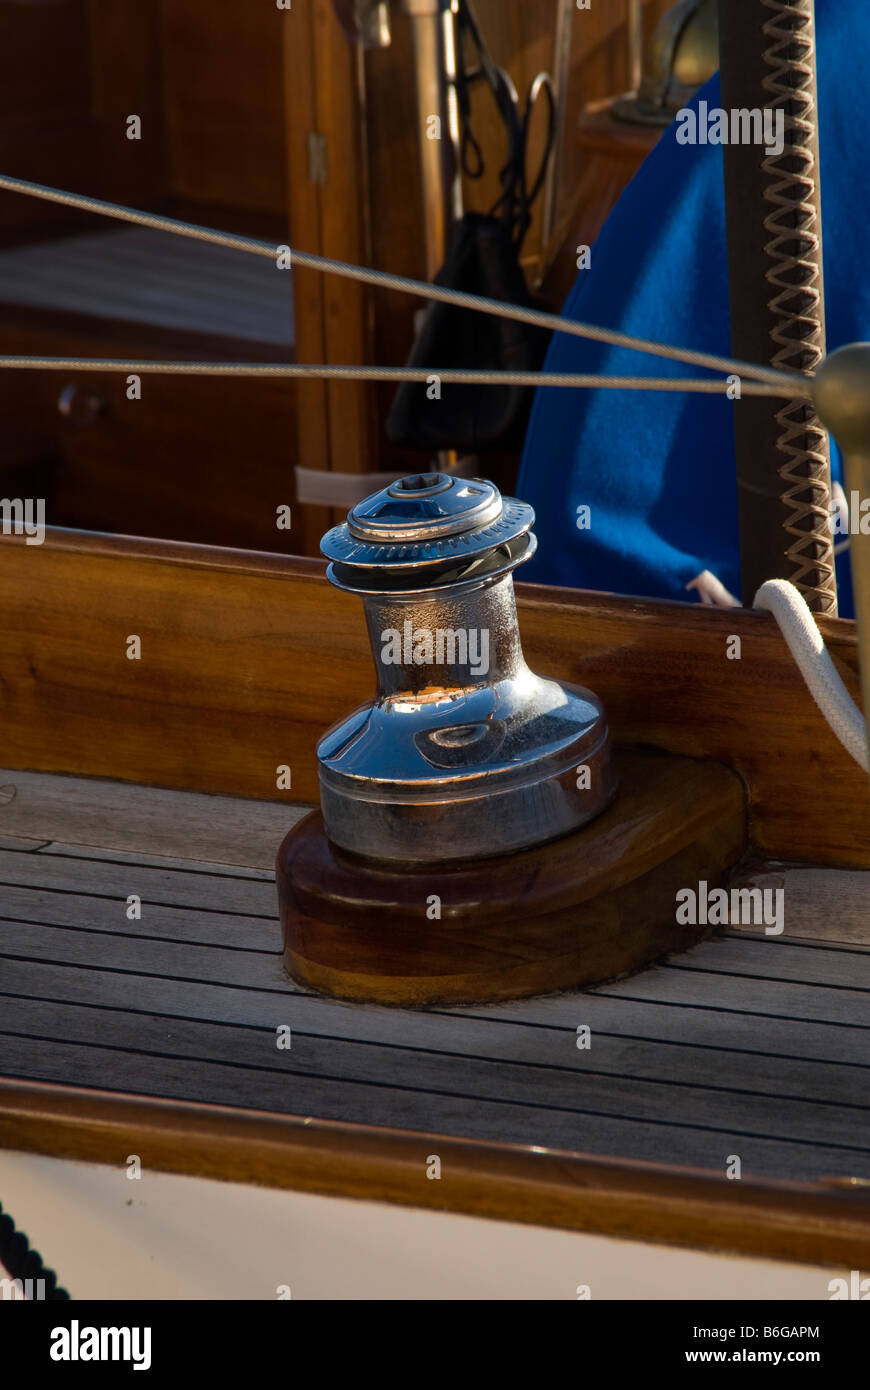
[0,1198,69,1301]
[755,579,868,771]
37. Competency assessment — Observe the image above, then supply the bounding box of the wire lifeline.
[0,357,809,398]
[0,172,810,392]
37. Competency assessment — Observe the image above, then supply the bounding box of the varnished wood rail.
[1,1079,867,1270]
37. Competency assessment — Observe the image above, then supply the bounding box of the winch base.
[277,749,747,1006]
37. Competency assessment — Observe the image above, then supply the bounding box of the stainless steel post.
[813,345,870,765]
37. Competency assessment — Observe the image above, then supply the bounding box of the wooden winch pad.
[1,767,868,1189]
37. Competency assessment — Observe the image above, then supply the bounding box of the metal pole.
[403,0,462,282]
[814,346,870,768]
[627,0,644,94]
[718,0,837,614]
[542,0,576,246]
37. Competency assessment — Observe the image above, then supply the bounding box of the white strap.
[293,467,407,508]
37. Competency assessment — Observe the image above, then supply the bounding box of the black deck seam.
[659,962,870,993]
[33,846,276,883]
[0,886,277,919]
[0,916,279,955]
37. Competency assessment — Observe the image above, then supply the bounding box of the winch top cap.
[349,473,501,544]
[320,471,536,571]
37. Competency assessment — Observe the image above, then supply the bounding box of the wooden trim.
[0,1078,866,1269]
[8,524,320,576]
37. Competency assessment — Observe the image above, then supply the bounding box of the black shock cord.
[0,1200,69,1300]
[452,0,556,252]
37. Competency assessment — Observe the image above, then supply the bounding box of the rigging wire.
[0,173,811,393]
[0,356,809,398]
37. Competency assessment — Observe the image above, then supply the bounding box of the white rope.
[0,356,800,396]
[754,579,868,771]
[0,173,811,395]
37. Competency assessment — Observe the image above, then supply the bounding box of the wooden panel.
[0,304,297,550]
[0,0,92,239]
[309,3,374,479]
[1,529,868,867]
[87,0,168,210]
[159,0,287,215]
[0,2,169,242]
[540,104,660,305]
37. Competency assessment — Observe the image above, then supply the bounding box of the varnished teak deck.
[1,769,867,1200]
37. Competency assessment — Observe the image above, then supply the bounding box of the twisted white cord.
[754,579,868,771]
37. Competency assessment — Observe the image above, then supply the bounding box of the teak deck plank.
[0,848,278,916]
[3,908,864,1027]
[0,955,864,1067]
[0,771,867,1200]
[0,985,861,1106]
[0,1034,865,1181]
[1,998,866,1155]
[0,766,306,869]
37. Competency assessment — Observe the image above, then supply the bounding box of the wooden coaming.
[1,527,867,868]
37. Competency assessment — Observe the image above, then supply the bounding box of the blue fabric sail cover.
[517,0,864,615]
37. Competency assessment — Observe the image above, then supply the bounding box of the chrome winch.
[317,471,616,863]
